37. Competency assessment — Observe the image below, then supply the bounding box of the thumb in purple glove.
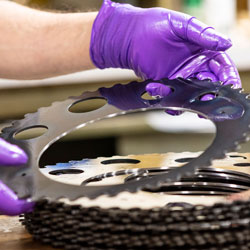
[0,138,34,216]
[0,138,27,165]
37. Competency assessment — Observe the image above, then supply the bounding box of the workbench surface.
[0,216,56,250]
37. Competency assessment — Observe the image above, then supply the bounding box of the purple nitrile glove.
[91,0,241,102]
[0,138,34,216]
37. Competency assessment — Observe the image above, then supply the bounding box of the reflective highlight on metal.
[0,78,250,201]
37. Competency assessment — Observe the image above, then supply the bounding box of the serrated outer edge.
[0,79,249,201]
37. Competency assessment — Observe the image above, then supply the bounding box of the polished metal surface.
[0,78,250,201]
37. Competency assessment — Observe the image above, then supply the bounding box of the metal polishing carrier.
[2,78,250,249]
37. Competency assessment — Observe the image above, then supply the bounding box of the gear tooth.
[223,84,233,89]
[50,101,63,107]
[1,126,12,133]
[221,150,228,157]
[24,112,33,118]
[240,92,248,98]
[1,87,101,137]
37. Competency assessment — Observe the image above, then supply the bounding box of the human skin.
[0,1,98,215]
[0,1,96,80]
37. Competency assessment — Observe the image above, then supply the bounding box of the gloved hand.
[90,0,241,99]
[0,138,34,216]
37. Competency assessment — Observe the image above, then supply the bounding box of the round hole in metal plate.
[234,163,250,167]
[230,155,247,159]
[175,158,195,163]
[101,159,140,165]
[69,97,107,113]
[14,125,48,140]
[165,202,193,209]
[49,169,84,176]
[141,92,157,100]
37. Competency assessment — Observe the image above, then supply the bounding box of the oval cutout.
[15,126,48,140]
[101,159,140,165]
[230,155,247,159]
[141,92,156,100]
[234,163,250,167]
[165,202,193,209]
[69,97,107,113]
[49,169,84,176]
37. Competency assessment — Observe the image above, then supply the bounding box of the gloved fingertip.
[0,139,28,166]
[9,148,28,165]
[196,72,217,82]
[19,199,35,214]
[198,93,215,119]
[103,0,112,6]
[5,200,35,216]
[0,181,34,216]
[146,83,172,98]
[197,94,214,119]
[216,37,232,51]
[201,28,232,51]
[186,18,232,51]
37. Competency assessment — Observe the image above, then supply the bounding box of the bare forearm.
[0,1,96,80]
